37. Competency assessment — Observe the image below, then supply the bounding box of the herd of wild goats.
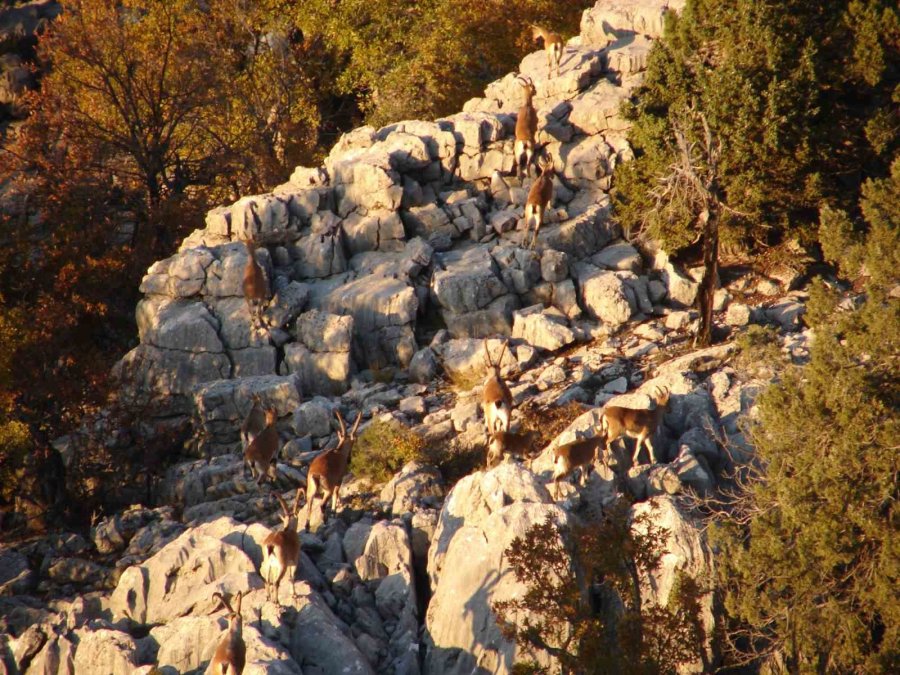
[206,28,671,674]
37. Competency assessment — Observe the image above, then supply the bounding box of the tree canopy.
[712,161,899,672]
[614,0,900,252]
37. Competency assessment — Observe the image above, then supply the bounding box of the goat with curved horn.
[305,409,363,530]
[262,488,302,605]
[482,339,514,441]
[209,590,245,675]
[514,74,538,179]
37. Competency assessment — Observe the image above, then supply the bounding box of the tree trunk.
[695,201,719,347]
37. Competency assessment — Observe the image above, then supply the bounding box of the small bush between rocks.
[520,401,588,450]
[733,325,782,374]
[350,418,425,483]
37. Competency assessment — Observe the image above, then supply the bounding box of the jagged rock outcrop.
[425,463,567,675]
[111,0,697,427]
[2,3,825,674]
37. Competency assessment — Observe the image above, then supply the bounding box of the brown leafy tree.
[493,501,708,674]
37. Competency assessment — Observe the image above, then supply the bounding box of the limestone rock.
[631,495,717,670]
[380,462,445,515]
[574,263,634,327]
[511,305,576,352]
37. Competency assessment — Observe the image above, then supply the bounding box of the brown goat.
[532,25,564,77]
[601,386,670,467]
[305,410,363,530]
[551,435,605,499]
[209,591,245,675]
[243,407,280,485]
[482,339,514,439]
[514,75,538,179]
[242,240,270,328]
[240,393,266,451]
[262,489,302,605]
[523,156,555,249]
[487,429,539,469]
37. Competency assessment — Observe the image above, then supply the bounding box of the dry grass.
[518,400,589,449]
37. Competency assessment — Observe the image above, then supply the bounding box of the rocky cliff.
[1,2,817,674]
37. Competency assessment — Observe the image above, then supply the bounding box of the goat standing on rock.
[523,155,555,249]
[482,339,514,441]
[240,393,266,451]
[242,240,270,329]
[550,435,605,499]
[601,386,671,467]
[262,490,302,605]
[209,591,245,675]
[514,75,538,179]
[243,406,281,485]
[305,409,363,530]
[532,25,564,77]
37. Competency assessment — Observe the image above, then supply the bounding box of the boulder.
[71,628,140,675]
[511,305,576,352]
[630,495,717,670]
[425,478,567,675]
[573,263,634,327]
[110,517,261,624]
[428,462,553,587]
[380,462,445,515]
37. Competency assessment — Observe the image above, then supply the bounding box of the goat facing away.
[601,386,671,467]
[487,429,539,469]
[550,435,605,499]
[514,74,538,179]
[262,489,302,605]
[209,590,245,675]
[240,393,266,451]
[532,25,564,77]
[305,409,363,531]
[482,339,514,439]
[243,406,280,485]
[242,240,270,328]
[523,155,555,249]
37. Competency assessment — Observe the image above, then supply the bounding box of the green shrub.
[350,418,425,483]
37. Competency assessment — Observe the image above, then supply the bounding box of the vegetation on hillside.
[711,162,899,670]
[615,0,899,252]
[0,0,586,525]
[494,503,709,674]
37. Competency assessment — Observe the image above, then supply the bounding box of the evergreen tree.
[711,161,899,672]
[615,0,899,252]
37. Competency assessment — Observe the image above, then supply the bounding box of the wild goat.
[262,489,302,605]
[209,590,245,675]
[523,156,555,249]
[514,75,538,179]
[551,435,605,499]
[487,429,538,469]
[243,407,280,485]
[240,393,266,450]
[482,339,514,439]
[532,25,564,77]
[305,410,362,530]
[601,386,670,467]
[242,240,269,328]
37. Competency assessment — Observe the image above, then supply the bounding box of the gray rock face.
[379,462,445,515]
[431,246,507,315]
[408,347,439,384]
[631,496,718,670]
[193,374,301,449]
[0,550,33,595]
[511,305,576,352]
[574,263,634,327]
[425,463,566,675]
[110,518,263,625]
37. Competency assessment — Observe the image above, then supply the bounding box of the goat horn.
[351,411,363,437]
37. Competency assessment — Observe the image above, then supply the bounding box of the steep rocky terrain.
[0,2,817,673]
